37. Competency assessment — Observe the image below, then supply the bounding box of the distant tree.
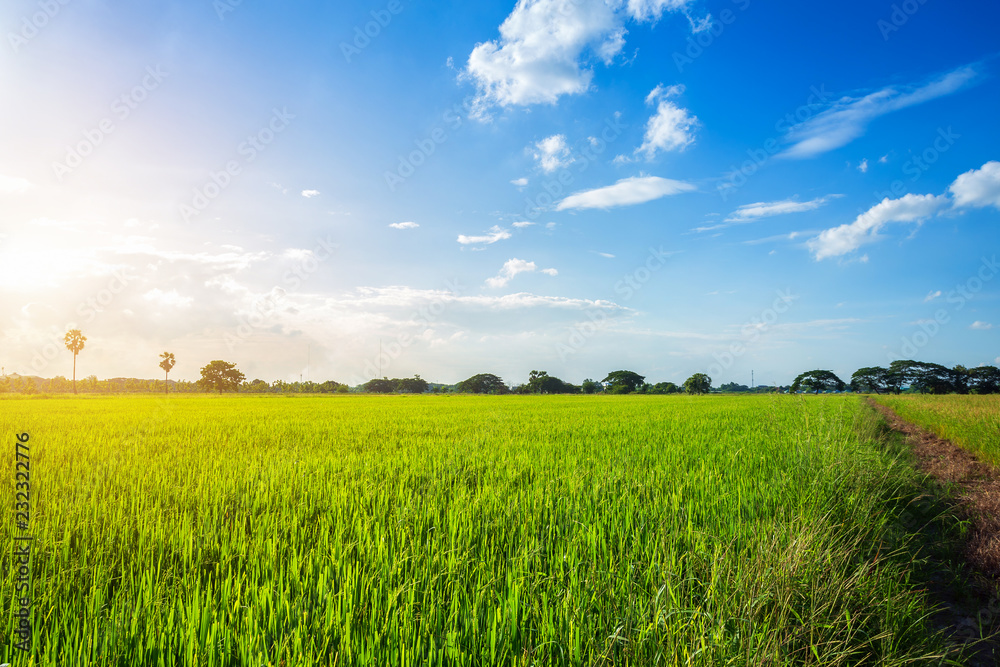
[719,382,750,393]
[159,352,176,394]
[363,378,395,394]
[791,370,845,394]
[198,360,246,393]
[601,370,645,394]
[581,378,601,394]
[684,373,712,395]
[949,365,970,395]
[396,375,429,394]
[850,367,890,394]
[526,370,578,394]
[63,329,87,394]
[969,366,1000,394]
[456,373,508,394]
[318,380,345,393]
[650,382,680,394]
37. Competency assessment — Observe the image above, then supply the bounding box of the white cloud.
[457,225,512,245]
[780,65,978,159]
[924,290,942,302]
[533,134,573,172]
[464,0,697,117]
[809,161,1000,260]
[808,193,948,260]
[302,190,321,198]
[142,289,194,309]
[557,175,695,210]
[637,84,698,158]
[971,321,993,330]
[486,258,557,287]
[512,221,535,228]
[879,154,889,164]
[949,161,1000,210]
[389,221,420,230]
[0,175,32,194]
[511,177,529,187]
[595,251,615,258]
[857,159,869,173]
[724,195,839,223]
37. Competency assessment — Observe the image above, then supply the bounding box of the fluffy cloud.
[857,159,869,173]
[464,0,700,117]
[557,175,695,210]
[781,65,978,159]
[971,321,993,330]
[511,177,529,187]
[389,221,420,230]
[301,190,321,198]
[532,135,573,172]
[637,84,698,159]
[457,225,512,245]
[486,258,558,288]
[808,194,948,260]
[949,161,1000,210]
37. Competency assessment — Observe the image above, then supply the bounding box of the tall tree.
[791,370,846,394]
[63,329,87,394]
[601,370,645,394]
[456,373,508,394]
[197,360,246,393]
[683,373,712,395]
[969,366,1000,394]
[850,367,889,394]
[159,352,176,394]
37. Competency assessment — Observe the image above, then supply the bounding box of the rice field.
[874,395,1000,466]
[0,394,966,665]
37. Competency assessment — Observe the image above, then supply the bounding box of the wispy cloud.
[971,321,994,330]
[389,221,420,230]
[924,290,942,302]
[457,225,512,245]
[301,189,321,198]
[726,195,839,223]
[512,221,535,228]
[0,175,32,194]
[486,258,558,288]
[557,175,695,211]
[511,177,529,187]
[780,65,978,159]
[809,161,1000,259]
[857,159,869,173]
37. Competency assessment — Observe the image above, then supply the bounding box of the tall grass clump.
[875,394,1000,465]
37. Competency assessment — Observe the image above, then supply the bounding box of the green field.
[874,394,1000,466]
[0,394,971,665]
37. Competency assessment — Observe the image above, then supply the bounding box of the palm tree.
[159,352,176,394]
[63,329,87,394]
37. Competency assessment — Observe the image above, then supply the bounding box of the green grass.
[873,394,1000,465]
[0,394,962,665]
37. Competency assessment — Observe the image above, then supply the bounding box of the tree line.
[2,329,995,396]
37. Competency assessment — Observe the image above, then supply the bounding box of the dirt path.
[866,398,1000,665]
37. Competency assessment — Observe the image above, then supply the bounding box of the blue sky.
[1,0,998,387]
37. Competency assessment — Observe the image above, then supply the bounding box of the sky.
[1,0,998,388]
